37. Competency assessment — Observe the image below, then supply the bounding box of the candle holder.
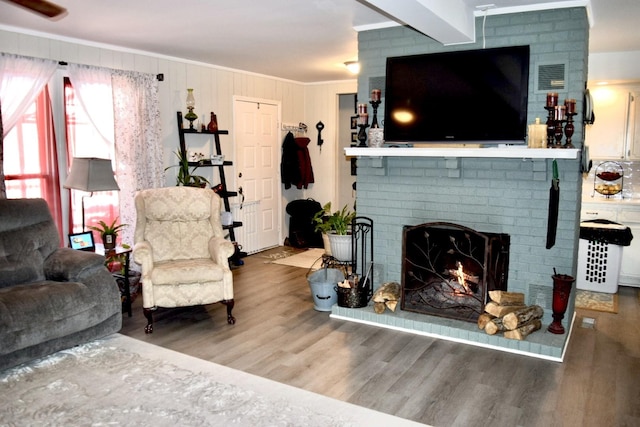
[370,99,381,128]
[544,106,558,148]
[563,112,576,148]
[554,119,565,147]
[547,273,574,334]
[357,124,370,147]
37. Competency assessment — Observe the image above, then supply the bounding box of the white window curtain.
[112,70,163,247]
[67,66,162,247]
[66,64,115,148]
[0,53,57,137]
[0,53,57,198]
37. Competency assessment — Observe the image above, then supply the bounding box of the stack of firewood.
[372,282,401,314]
[477,291,544,340]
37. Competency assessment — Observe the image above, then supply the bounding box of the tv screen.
[384,45,530,144]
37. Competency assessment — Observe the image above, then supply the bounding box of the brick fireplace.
[330,7,589,361]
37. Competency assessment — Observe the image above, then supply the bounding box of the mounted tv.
[384,45,530,145]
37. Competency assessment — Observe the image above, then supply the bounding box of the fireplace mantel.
[345,147,580,159]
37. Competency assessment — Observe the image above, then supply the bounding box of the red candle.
[358,103,368,115]
[546,92,558,108]
[564,99,576,114]
[371,89,381,102]
[358,113,369,125]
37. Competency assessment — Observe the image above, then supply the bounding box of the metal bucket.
[307,268,343,311]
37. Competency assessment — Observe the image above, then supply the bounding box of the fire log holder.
[323,216,374,305]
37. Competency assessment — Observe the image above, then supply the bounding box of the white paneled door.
[233,99,280,252]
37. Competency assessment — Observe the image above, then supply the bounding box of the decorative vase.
[368,128,384,147]
[328,233,352,262]
[547,273,574,334]
[207,112,218,132]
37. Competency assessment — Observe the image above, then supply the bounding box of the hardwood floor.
[120,247,640,427]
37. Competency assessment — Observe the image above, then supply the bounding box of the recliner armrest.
[44,248,107,281]
[209,237,235,266]
[133,241,154,270]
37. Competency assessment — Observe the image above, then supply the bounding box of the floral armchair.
[133,187,236,333]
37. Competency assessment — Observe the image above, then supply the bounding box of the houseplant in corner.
[313,202,355,261]
[88,218,127,251]
[166,150,210,187]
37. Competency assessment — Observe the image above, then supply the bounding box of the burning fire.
[455,262,470,294]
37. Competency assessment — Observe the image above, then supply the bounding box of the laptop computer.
[68,231,96,251]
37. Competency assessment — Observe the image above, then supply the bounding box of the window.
[64,77,119,234]
[4,76,119,243]
[4,85,63,238]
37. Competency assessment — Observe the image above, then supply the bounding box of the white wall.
[0,28,356,244]
[302,82,357,207]
[589,50,640,83]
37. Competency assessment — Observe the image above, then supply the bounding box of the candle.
[564,98,576,114]
[546,92,558,108]
[555,105,566,121]
[358,113,369,125]
[358,103,368,115]
[371,89,381,102]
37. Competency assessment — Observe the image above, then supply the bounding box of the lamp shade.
[64,157,120,192]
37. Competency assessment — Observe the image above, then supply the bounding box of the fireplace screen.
[401,222,510,323]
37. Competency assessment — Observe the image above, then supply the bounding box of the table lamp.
[64,157,120,231]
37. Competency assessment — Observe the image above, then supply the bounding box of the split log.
[488,290,525,306]
[484,317,506,335]
[484,301,526,318]
[445,269,480,285]
[477,313,496,330]
[372,282,401,314]
[504,319,542,340]
[374,302,386,314]
[385,300,398,312]
[502,305,544,331]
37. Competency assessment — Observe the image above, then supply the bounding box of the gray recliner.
[0,198,122,371]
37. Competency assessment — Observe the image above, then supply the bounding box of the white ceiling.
[0,0,638,82]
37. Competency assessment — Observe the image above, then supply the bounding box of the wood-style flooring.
[120,247,640,427]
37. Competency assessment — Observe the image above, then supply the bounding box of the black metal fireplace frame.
[400,222,510,323]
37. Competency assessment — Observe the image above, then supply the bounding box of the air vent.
[536,63,567,92]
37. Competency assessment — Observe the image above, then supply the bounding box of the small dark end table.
[96,244,133,317]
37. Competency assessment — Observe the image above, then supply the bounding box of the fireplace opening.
[401,222,510,323]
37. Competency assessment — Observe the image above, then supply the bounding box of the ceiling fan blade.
[6,0,67,18]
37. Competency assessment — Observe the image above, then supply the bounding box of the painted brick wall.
[356,7,589,315]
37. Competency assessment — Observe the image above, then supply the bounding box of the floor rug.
[0,334,425,427]
[259,248,297,260]
[270,247,326,269]
[575,289,618,313]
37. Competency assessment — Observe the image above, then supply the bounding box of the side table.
[96,243,133,317]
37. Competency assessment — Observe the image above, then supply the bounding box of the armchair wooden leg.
[222,299,235,324]
[143,307,154,334]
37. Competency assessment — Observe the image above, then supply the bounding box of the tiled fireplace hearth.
[331,148,582,361]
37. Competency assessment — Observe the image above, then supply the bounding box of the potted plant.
[166,150,210,187]
[313,202,355,261]
[88,218,127,251]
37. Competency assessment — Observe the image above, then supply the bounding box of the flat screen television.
[383,45,530,145]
